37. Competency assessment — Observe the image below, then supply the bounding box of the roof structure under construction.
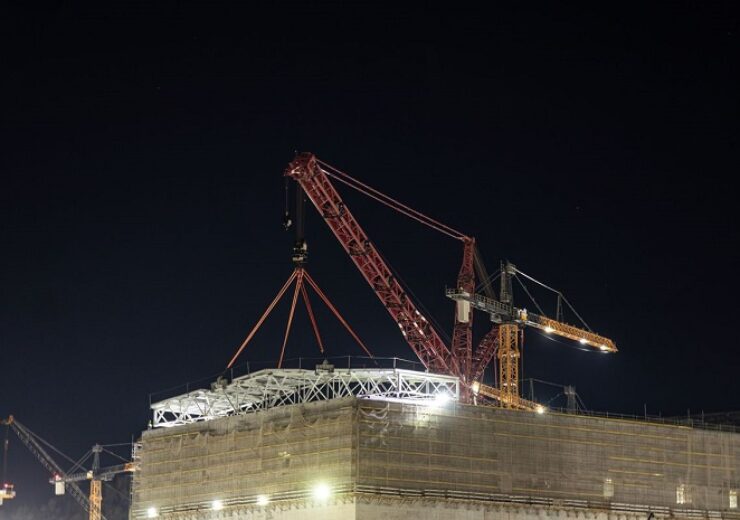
[150,365,459,428]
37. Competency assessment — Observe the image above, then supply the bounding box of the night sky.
[1,3,738,518]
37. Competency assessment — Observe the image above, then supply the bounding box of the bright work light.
[433,391,451,406]
[313,483,331,501]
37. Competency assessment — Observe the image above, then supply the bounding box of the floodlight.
[312,483,331,501]
[433,392,451,406]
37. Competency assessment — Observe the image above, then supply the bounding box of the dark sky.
[1,2,738,516]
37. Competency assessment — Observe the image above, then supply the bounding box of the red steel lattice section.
[285,153,459,376]
[451,237,475,386]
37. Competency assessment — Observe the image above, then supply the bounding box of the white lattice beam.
[151,368,459,428]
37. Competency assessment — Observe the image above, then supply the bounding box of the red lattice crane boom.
[285,153,467,377]
[451,238,476,387]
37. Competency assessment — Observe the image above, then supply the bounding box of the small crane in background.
[1,416,135,520]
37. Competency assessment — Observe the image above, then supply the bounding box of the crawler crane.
[230,153,617,410]
[286,153,616,408]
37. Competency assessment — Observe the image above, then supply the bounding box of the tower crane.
[231,152,617,410]
[447,261,616,408]
[0,416,135,520]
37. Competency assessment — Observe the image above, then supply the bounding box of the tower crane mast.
[52,444,135,520]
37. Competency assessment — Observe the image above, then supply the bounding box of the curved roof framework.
[151,366,460,428]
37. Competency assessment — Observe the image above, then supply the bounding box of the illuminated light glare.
[256,495,270,507]
[579,338,588,345]
[147,507,158,518]
[212,499,224,511]
[599,344,609,351]
[313,483,331,501]
[536,405,546,415]
[471,381,481,395]
[544,326,554,333]
[432,391,452,407]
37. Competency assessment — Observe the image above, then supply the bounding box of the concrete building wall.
[131,397,740,519]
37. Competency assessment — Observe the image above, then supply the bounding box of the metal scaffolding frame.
[151,367,460,428]
[136,395,740,518]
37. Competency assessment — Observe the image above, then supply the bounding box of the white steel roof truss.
[151,368,459,427]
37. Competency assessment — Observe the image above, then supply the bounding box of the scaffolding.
[134,384,740,519]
